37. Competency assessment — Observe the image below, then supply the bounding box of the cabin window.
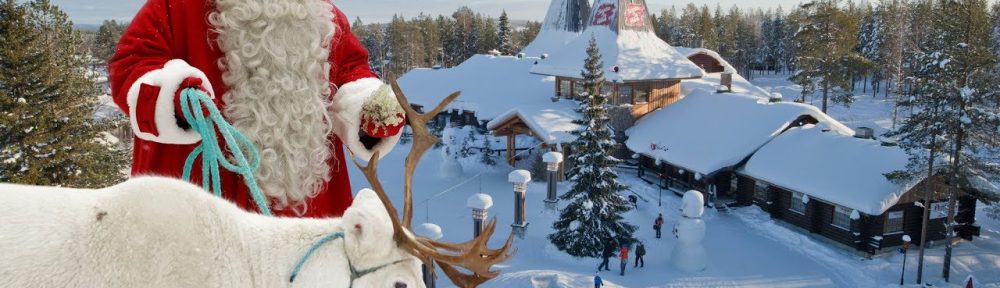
[790,192,806,214]
[754,182,769,202]
[619,85,633,104]
[634,83,650,103]
[601,83,612,98]
[559,79,572,97]
[884,211,904,234]
[832,206,853,230]
[573,81,585,99]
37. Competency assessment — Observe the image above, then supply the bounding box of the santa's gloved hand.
[127,59,214,145]
[330,79,406,161]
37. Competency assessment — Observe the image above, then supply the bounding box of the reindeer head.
[341,189,425,288]
[350,82,516,288]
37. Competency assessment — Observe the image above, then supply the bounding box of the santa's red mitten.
[127,59,215,145]
[172,77,211,130]
[330,78,406,161]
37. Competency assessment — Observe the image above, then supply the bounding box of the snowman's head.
[681,190,705,218]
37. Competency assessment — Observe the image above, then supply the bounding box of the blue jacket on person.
[594,275,603,287]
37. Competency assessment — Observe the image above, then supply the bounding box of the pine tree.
[887,0,1000,281]
[93,19,125,63]
[459,127,475,158]
[497,11,514,55]
[790,0,874,112]
[0,0,128,188]
[549,36,636,258]
[479,133,496,166]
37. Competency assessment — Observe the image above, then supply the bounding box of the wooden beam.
[507,135,516,166]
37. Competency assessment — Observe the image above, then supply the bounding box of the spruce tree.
[479,133,496,166]
[790,0,874,112]
[887,0,1000,281]
[497,11,514,55]
[0,0,128,188]
[549,36,636,258]
[93,19,125,63]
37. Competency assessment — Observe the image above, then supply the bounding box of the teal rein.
[178,88,271,216]
[288,230,413,285]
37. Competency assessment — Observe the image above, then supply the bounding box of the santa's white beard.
[209,0,337,213]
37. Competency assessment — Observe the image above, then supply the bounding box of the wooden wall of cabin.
[688,53,725,73]
[736,175,756,206]
[630,80,682,119]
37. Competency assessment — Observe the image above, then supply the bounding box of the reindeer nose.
[393,282,407,288]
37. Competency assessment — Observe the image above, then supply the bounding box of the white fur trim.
[331,78,402,161]
[125,59,214,145]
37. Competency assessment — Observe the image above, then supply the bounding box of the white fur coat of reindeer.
[0,177,423,288]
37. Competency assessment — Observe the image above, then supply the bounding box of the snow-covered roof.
[508,170,532,183]
[625,90,854,176]
[673,47,772,98]
[398,55,555,121]
[521,0,589,57]
[466,193,494,210]
[485,101,582,145]
[741,125,910,215]
[530,26,705,81]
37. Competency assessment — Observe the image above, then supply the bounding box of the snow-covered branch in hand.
[330,78,405,161]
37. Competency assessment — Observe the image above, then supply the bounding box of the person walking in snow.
[655,214,665,238]
[634,241,646,268]
[598,240,614,271]
[594,273,604,287]
[619,244,629,276]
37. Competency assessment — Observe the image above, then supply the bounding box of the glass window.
[601,82,612,98]
[833,206,852,230]
[790,192,806,214]
[619,85,633,104]
[559,79,571,97]
[634,84,650,103]
[573,81,585,99]
[884,211,904,234]
[754,182,769,202]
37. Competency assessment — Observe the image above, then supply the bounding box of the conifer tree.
[479,133,496,166]
[497,11,514,55]
[888,0,1000,281]
[549,36,636,258]
[0,0,128,188]
[93,19,125,63]
[790,0,874,112]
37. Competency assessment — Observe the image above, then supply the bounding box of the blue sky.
[54,0,806,25]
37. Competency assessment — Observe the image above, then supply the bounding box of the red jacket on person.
[109,0,403,218]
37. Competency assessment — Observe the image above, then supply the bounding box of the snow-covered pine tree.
[882,0,910,129]
[887,0,1000,281]
[859,4,884,94]
[790,0,874,112]
[497,11,514,55]
[0,0,128,188]
[549,35,636,258]
[479,133,496,166]
[460,127,475,158]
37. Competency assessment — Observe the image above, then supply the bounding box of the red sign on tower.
[592,3,616,26]
[625,3,646,27]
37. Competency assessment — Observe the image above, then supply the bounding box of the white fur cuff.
[126,59,215,145]
[330,78,402,161]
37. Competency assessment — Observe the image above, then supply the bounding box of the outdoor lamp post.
[542,152,563,210]
[509,169,531,238]
[415,223,443,288]
[466,193,493,238]
[900,234,912,285]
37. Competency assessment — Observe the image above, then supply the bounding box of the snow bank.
[485,102,582,145]
[625,90,854,176]
[466,193,494,210]
[398,55,556,121]
[741,125,910,215]
[530,26,704,81]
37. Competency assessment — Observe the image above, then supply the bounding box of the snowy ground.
[343,73,999,287]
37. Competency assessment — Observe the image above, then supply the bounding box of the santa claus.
[109,0,405,217]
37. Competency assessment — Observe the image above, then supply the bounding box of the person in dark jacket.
[598,241,614,271]
[654,214,665,238]
[634,241,646,268]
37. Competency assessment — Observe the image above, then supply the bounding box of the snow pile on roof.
[531,26,705,81]
[466,193,494,210]
[415,223,444,240]
[486,101,582,144]
[741,125,910,215]
[508,170,532,183]
[521,0,589,56]
[674,47,772,98]
[398,55,556,120]
[625,91,854,176]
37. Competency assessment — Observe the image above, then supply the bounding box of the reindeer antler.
[351,81,515,288]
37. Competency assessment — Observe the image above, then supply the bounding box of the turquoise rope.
[179,88,271,216]
[289,231,345,283]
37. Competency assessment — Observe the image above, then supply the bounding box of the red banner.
[625,3,646,27]
[592,3,616,26]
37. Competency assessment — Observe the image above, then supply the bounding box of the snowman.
[671,190,707,272]
[439,125,464,178]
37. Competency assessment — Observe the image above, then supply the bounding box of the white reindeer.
[0,176,423,288]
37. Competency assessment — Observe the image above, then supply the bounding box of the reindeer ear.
[342,189,396,260]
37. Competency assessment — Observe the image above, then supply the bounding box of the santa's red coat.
[110,0,390,217]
